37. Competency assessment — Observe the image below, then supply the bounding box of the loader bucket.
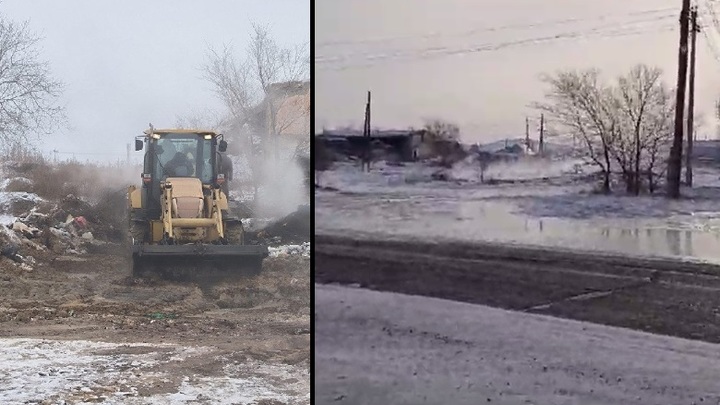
[131,244,269,281]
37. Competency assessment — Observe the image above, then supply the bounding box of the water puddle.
[317,193,720,264]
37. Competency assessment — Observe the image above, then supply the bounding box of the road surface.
[316,283,720,405]
[316,234,720,343]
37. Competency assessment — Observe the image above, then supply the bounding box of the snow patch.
[269,242,310,257]
[0,176,32,191]
[0,338,308,404]
[0,214,15,226]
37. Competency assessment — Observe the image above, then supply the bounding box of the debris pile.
[255,204,310,245]
[0,193,125,271]
[240,204,311,251]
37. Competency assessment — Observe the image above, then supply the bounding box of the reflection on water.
[317,194,720,264]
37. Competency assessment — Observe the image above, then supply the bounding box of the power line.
[697,0,720,62]
[700,0,720,35]
[316,7,678,49]
[317,20,676,71]
[316,14,675,66]
[697,15,720,62]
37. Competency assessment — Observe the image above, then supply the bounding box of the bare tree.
[613,65,671,194]
[0,16,64,152]
[533,69,617,193]
[642,104,674,193]
[423,119,460,143]
[421,119,467,167]
[203,23,309,157]
[174,108,227,131]
[203,24,308,205]
[534,65,674,195]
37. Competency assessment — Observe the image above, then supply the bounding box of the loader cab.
[136,129,228,219]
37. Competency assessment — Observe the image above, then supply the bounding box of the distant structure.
[316,128,426,162]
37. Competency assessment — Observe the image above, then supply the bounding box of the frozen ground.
[316,283,720,405]
[317,159,720,263]
[0,338,308,404]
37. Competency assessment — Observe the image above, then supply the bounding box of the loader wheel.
[129,221,147,245]
[224,221,245,245]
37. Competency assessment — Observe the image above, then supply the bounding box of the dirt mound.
[257,205,310,244]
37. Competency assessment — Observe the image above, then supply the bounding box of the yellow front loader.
[127,126,267,279]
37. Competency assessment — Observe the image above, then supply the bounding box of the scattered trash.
[145,312,178,320]
[74,216,88,228]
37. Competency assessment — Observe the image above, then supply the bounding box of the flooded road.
[316,183,720,264]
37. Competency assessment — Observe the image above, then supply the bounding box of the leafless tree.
[0,16,64,153]
[203,23,309,203]
[612,65,672,195]
[533,65,674,195]
[422,119,460,143]
[642,106,674,193]
[203,23,309,157]
[174,108,227,131]
[533,69,617,193]
[421,119,466,167]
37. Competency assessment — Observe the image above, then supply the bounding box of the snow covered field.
[0,338,308,404]
[317,159,720,263]
[316,283,720,405]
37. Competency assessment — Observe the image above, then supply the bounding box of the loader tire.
[129,221,147,245]
[224,221,245,245]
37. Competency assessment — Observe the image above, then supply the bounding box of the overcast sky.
[316,0,720,143]
[1,0,309,163]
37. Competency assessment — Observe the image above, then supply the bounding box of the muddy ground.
[0,244,310,403]
[315,234,720,344]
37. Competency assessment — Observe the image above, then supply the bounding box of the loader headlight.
[204,134,212,140]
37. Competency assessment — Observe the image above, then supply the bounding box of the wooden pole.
[525,117,530,150]
[686,6,699,187]
[539,114,545,156]
[666,0,691,198]
[363,91,371,172]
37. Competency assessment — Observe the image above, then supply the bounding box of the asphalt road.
[315,234,720,343]
[316,284,720,405]
[315,234,720,404]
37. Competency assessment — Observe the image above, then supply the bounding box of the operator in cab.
[164,151,194,177]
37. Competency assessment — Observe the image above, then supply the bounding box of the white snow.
[241,217,276,232]
[0,175,41,214]
[0,214,15,226]
[0,176,32,191]
[0,338,308,404]
[316,283,720,404]
[269,242,310,257]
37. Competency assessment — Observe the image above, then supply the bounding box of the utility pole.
[362,91,371,172]
[686,6,699,187]
[666,0,691,198]
[525,117,530,151]
[539,114,545,156]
